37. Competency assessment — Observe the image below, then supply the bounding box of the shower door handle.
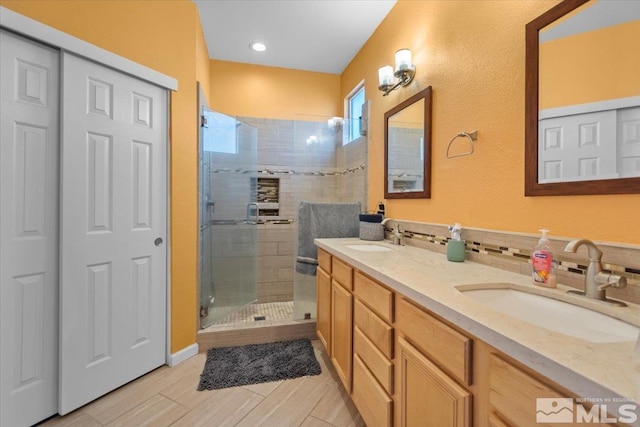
[246,203,259,224]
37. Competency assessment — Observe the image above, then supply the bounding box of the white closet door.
[618,106,640,177]
[0,30,60,427]
[59,52,167,414]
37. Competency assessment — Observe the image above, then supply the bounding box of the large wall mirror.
[384,86,432,199]
[525,0,640,196]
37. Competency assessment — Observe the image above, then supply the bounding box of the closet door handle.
[154,237,163,247]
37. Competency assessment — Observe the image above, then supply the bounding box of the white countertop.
[315,238,640,403]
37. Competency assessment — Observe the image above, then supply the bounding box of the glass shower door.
[199,107,258,328]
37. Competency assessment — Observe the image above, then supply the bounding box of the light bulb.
[378,65,394,86]
[395,49,412,72]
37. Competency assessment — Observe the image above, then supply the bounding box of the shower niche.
[250,177,281,220]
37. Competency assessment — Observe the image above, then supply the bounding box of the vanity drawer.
[354,325,393,394]
[354,299,393,359]
[397,297,472,386]
[354,271,394,323]
[489,354,568,427]
[317,248,331,273]
[332,257,353,291]
[352,354,393,427]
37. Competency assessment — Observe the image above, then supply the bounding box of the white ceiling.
[193,0,397,75]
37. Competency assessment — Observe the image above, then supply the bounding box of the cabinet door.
[331,280,353,392]
[316,267,331,352]
[397,337,471,427]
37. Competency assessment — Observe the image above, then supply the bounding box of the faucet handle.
[595,272,627,291]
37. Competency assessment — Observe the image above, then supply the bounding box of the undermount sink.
[456,284,639,343]
[345,244,394,252]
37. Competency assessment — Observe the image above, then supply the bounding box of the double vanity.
[315,238,639,427]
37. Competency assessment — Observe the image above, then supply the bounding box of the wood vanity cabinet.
[331,256,355,392]
[316,249,395,426]
[396,297,472,427]
[316,250,620,427]
[486,353,619,427]
[316,249,354,392]
[316,249,332,351]
[332,277,353,392]
[352,271,395,427]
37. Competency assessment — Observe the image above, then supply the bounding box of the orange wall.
[3,0,639,358]
[209,60,341,120]
[342,0,640,245]
[539,20,640,109]
[1,0,201,352]
[196,14,211,106]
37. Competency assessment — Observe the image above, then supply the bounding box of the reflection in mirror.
[384,86,432,199]
[525,0,640,195]
[388,99,424,192]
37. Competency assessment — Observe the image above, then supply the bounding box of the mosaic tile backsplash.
[384,220,640,305]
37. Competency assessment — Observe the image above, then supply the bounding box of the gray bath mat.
[197,339,321,390]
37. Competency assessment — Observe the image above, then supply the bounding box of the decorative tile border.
[384,220,640,305]
[210,164,365,176]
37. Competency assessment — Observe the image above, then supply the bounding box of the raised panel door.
[0,29,60,427]
[539,110,617,182]
[331,279,353,393]
[59,52,167,414]
[618,106,640,177]
[397,337,471,427]
[316,266,331,351]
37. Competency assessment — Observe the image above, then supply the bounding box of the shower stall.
[198,107,367,330]
[199,107,258,328]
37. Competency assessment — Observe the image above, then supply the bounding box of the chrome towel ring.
[446,130,478,159]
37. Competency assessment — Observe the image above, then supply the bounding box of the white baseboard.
[168,343,199,367]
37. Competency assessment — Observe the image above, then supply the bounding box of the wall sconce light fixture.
[378,48,416,96]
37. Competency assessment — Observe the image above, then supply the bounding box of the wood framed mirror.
[525,0,640,196]
[384,86,432,199]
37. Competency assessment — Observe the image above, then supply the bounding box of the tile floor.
[40,340,364,427]
[210,301,294,326]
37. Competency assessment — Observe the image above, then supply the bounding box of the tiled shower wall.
[387,127,423,192]
[238,116,367,303]
[385,220,640,305]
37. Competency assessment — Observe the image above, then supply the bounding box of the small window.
[203,111,237,154]
[347,83,365,144]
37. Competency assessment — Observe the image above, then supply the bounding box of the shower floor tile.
[209,301,294,326]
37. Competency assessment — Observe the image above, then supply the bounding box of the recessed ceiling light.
[249,42,266,52]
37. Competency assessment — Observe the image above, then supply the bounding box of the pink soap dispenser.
[532,229,557,288]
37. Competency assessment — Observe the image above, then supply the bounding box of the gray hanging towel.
[296,201,360,275]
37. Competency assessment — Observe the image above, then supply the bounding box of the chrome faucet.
[564,239,627,304]
[393,224,402,245]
